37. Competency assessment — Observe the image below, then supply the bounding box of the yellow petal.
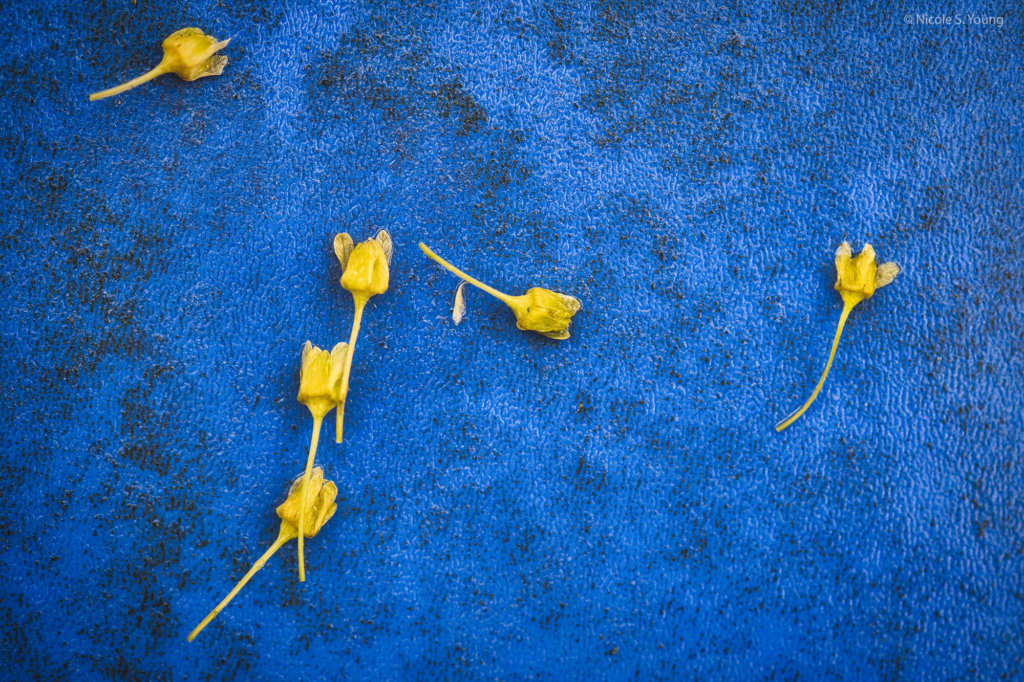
[328,342,348,400]
[834,241,852,268]
[314,481,339,533]
[300,340,315,369]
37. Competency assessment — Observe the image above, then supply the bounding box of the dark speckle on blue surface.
[1,1,1022,679]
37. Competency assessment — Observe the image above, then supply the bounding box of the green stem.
[297,416,322,582]
[89,62,169,101]
[775,302,854,432]
[418,242,517,307]
[187,530,292,642]
[336,295,366,443]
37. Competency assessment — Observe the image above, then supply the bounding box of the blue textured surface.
[1,1,1022,679]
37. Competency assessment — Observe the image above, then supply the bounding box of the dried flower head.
[332,230,393,443]
[297,340,348,420]
[513,287,583,340]
[834,242,901,307]
[187,468,338,642]
[89,27,230,102]
[276,467,339,539]
[294,340,345,580]
[775,241,900,432]
[419,242,581,340]
[338,230,391,299]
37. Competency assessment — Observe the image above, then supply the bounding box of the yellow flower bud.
[833,242,900,307]
[333,230,393,443]
[338,231,391,299]
[158,28,230,81]
[89,28,230,102]
[512,287,583,340]
[296,340,347,420]
[187,468,339,642]
[294,341,345,579]
[419,243,582,340]
[275,467,339,539]
[776,241,900,432]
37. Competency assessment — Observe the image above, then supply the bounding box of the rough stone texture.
[1,1,1021,679]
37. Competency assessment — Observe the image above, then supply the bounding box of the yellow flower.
[275,466,339,539]
[512,287,583,340]
[333,230,392,443]
[187,468,338,642]
[158,28,231,81]
[776,241,900,432]
[296,340,348,420]
[89,28,230,102]
[338,230,391,299]
[294,340,345,580]
[419,242,581,340]
[834,242,901,307]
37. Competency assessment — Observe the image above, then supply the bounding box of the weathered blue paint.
[1,1,1021,679]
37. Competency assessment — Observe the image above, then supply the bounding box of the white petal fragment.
[452,282,467,325]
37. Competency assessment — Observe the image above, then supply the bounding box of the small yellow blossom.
[833,242,901,307]
[776,242,900,432]
[339,231,391,298]
[419,242,581,340]
[333,230,392,443]
[89,28,230,102]
[187,468,338,642]
[297,340,348,420]
[512,287,583,340]
[275,467,339,539]
[294,341,345,580]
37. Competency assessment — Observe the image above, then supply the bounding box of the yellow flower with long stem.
[89,28,230,102]
[775,242,900,432]
[419,242,581,340]
[334,230,392,443]
[295,341,346,580]
[187,467,338,641]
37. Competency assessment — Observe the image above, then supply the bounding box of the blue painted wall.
[1,1,1021,679]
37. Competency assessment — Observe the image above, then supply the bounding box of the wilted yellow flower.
[776,241,900,432]
[294,340,345,580]
[419,242,581,340]
[275,466,339,539]
[339,230,391,298]
[833,242,900,306]
[333,230,392,443]
[187,467,338,642]
[89,28,230,102]
[513,287,583,340]
[297,340,348,420]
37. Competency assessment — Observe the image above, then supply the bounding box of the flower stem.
[297,416,322,582]
[775,302,854,432]
[336,295,366,443]
[89,62,169,101]
[418,242,516,307]
[187,530,292,642]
